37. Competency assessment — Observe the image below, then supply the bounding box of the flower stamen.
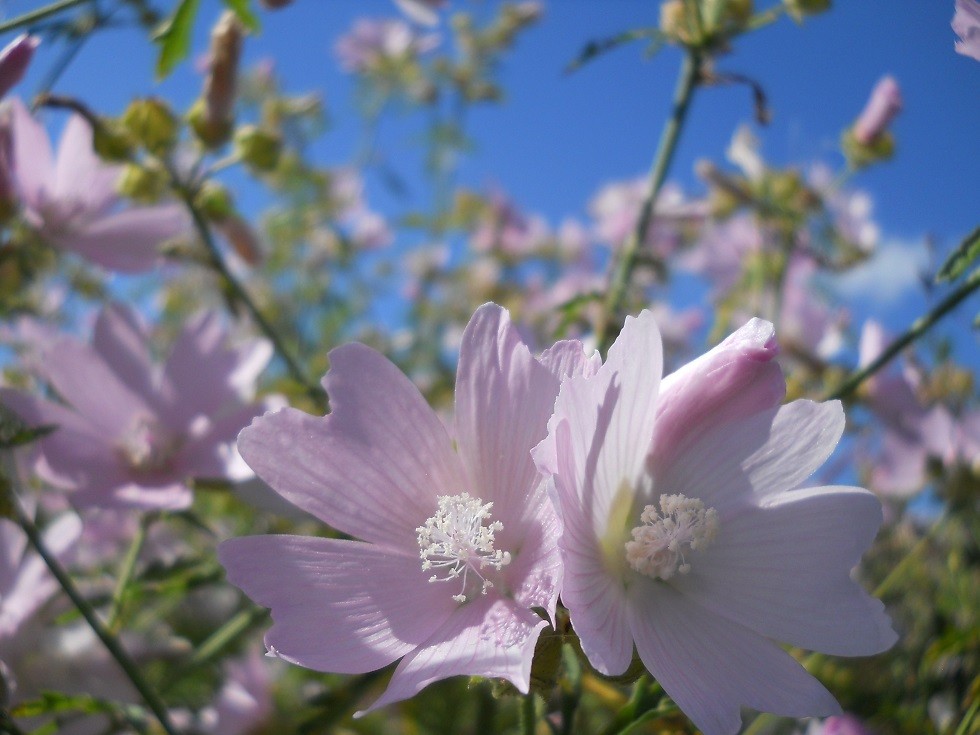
[417,493,512,603]
[625,493,719,580]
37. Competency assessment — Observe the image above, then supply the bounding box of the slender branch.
[9,493,180,735]
[177,187,328,410]
[107,517,149,633]
[522,693,538,735]
[596,51,701,354]
[185,606,268,670]
[824,266,980,401]
[0,0,90,35]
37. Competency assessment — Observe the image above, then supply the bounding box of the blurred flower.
[852,76,902,146]
[5,98,189,272]
[809,165,879,253]
[805,714,874,735]
[727,125,765,182]
[953,0,980,60]
[0,35,38,100]
[471,190,549,255]
[393,0,447,26]
[536,313,896,735]
[334,18,439,72]
[192,11,244,148]
[220,304,594,711]
[780,255,847,361]
[678,213,762,294]
[1,304,274,510]
[348,210,393,250]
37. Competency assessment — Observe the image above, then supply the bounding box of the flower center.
[116,415,180,473]
[625,493,719,580]
[417,493,512,603]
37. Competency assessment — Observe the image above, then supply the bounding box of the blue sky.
[8,0,980,363]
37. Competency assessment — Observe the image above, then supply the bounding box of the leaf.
[222,0,260,32]
[565,27,661,74]
[0,403,55,449]
[153,0,202,79]
[936,225,980,283]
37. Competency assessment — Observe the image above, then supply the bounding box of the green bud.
[195,181,234,221]
[116,162,168,203]
[233,125,283,172]
[188,98,233,150]
[784,0,831,22]
[92,119,135,162]
[841,128,895,169]
[122,98,179,155]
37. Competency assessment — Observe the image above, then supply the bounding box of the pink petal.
[70,479,192,511]
[237,343,466,546]
[177,401,269,480]
[657,400,845,515]
[627,582,841,735]
[91,304,158,407]
[649,318,785,470]
[218,536,453,674]
[503,484,562,617]
[674,485,896,656]
[0,35,39,100]
[360,595,547,713]
[52,114,121,215]
[454,304,563,534]
[537,339,600,381]
[54,204,189,273]
[7,97,54,208]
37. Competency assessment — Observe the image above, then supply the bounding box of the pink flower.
[219,304,594,711]
[393,0,448,26]
[334,18,439,73]
[5,98,189,272]
[806,714,874,735]
[471,190,549,256]
[0,35,38,100]
[536,313,896,735]
[1,304,274,510]
[953,0,980,61]
[852,76,902,146]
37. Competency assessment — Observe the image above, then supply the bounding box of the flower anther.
[625,493,719,580]
[417,492,512,603]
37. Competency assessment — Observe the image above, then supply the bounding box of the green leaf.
[153,0,202,79]
[936,225,980,283]
[0,403,55,449]
[222,0,260,32]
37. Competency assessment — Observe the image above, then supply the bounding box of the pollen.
[625,493,719,580]
[116,414,179,473]
[417,493,512,603]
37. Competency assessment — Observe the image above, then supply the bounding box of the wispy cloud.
[831,238,929,304]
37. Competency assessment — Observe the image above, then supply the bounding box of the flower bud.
[234,125,282,172]
[195,181,234,222]
[92,119,135,162]
[784,0,831,22]
[260,0,294,8]
[122,97,179,155]
[217,214,263,265]
[851,75,902,146]
[0,34,39,99]
[117,162,168,203]
[0,122,19,225]
[193,11,244,149]
[660,0,697,44]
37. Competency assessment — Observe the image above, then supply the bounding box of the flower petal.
[91,304,158,407]
[52,114,120,215]
[218,536,452,674]
[627,582,841,735]
[237,343,465,546]
[360,595,547,713]
[8,97,54,208]
[674,485,896,656]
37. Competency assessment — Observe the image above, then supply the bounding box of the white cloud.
[831,238,929,304]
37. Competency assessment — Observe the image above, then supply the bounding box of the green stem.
[11,498,180,735]
[178,188,327,411]
[953,698,979,735]
[825,266,980,401]
[522,692,538,735]
[597,51,701,354]
[106,516,149,633]
[185,606,268,670]
[873,515,944,599]
[0,0,90,34]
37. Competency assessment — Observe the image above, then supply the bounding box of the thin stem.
[0,0,90,34]
[953,698,979,735]
[596,51,701,354]
[185,606,268,670]
[825,266,980,401]
[522,692,538,735]
[177,187,327,410]
[10,496,180,735]
[106,517,149,633]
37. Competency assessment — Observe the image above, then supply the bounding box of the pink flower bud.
[853,75,902,145]
[953,0,980,61]
[0,34,39,99]
[203,12,244,135]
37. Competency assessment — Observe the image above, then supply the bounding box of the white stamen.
[117,415,179,473]
[417,493,512,603]
[625,493,719,580]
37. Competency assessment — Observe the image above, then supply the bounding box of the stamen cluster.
[625,493,719,580]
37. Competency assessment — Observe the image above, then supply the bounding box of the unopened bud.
[0,34,39,99]
[260,0,294,8]
[194,11,244,148]
[217,215,263,265]
[0,123,18,225]
[660,0,696,44]
[234,125,282,172]
[92,119,135,162]
[841,128,894,169]
[117,162,168,203]
[195,181,234,221]
[122,98,179,155]
[784,0,831,22]
[852,75,902,146]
